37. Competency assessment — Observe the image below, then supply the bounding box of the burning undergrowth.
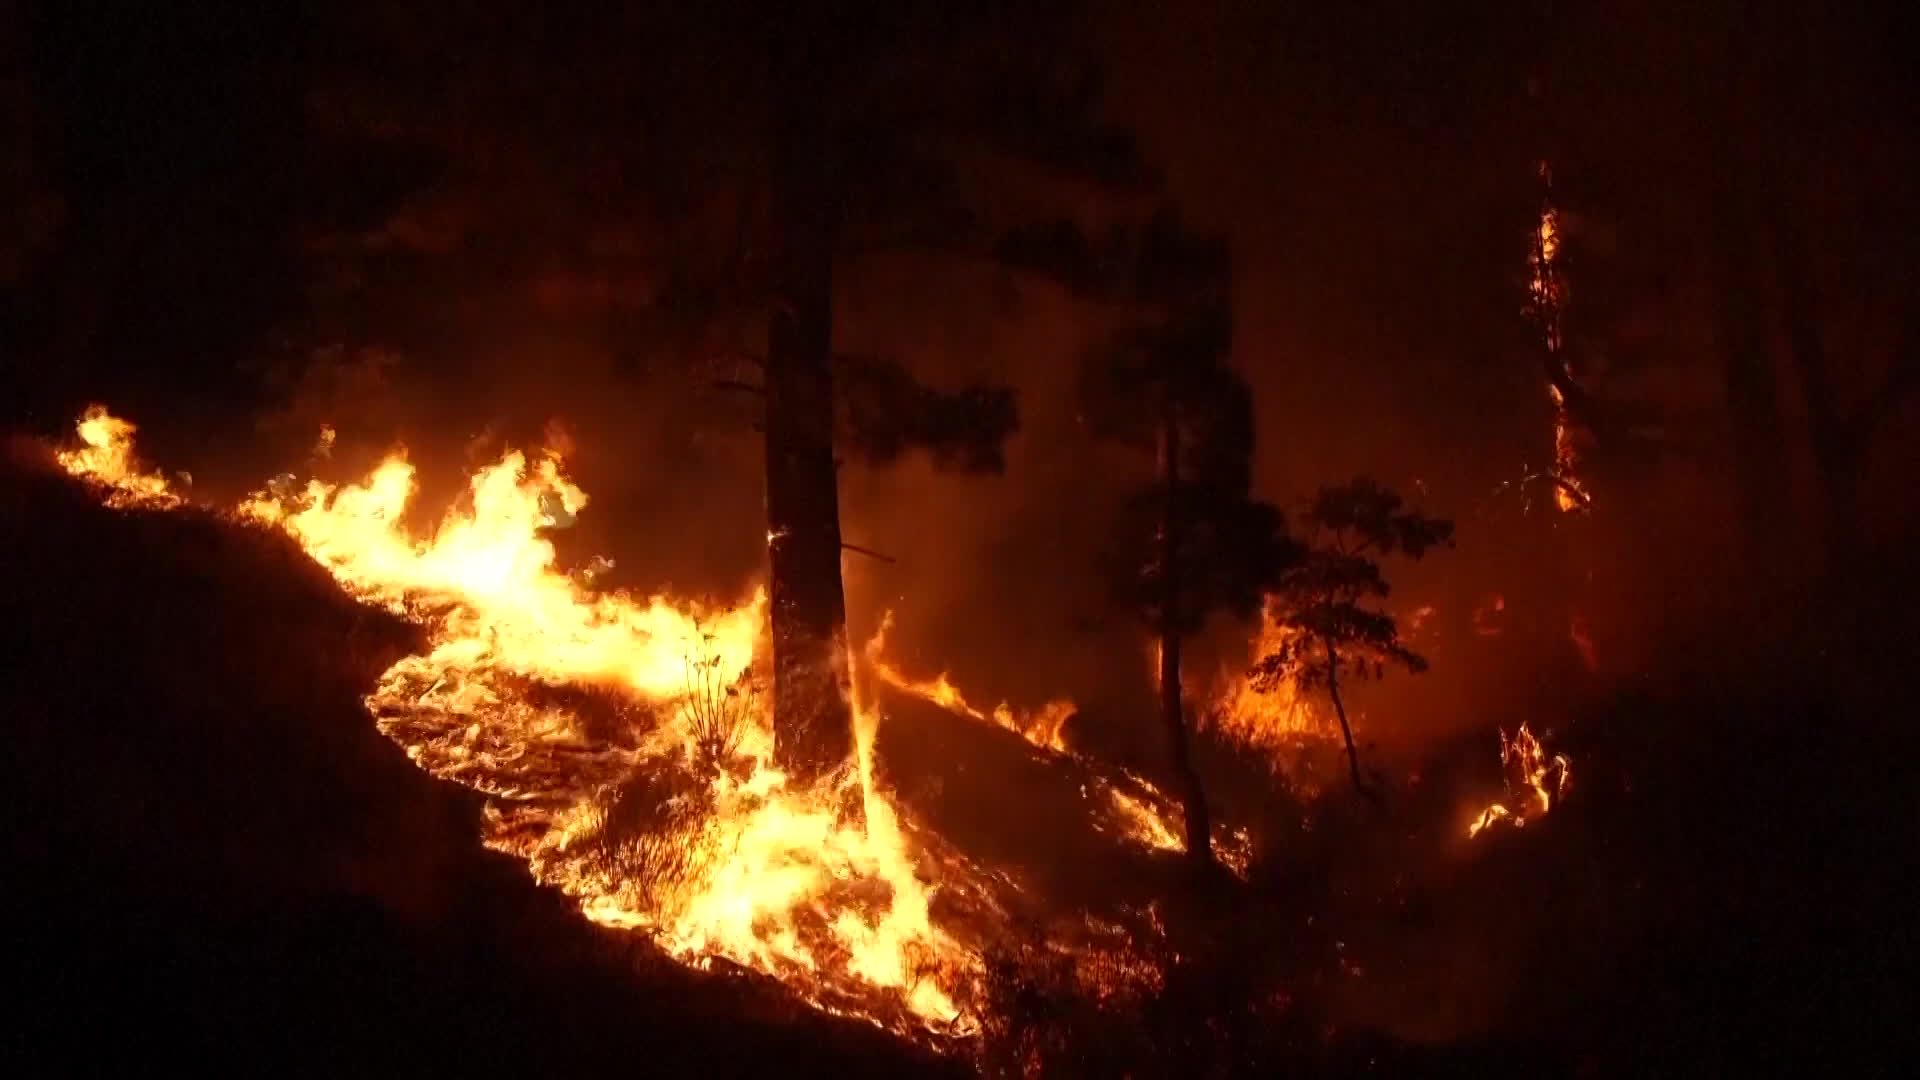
[51,406,1188,1040]
[50,404,1611,1069]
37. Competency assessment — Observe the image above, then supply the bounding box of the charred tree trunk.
[1159,396,1212,867]
[1322,635,1371,800]
[764,67,853,785]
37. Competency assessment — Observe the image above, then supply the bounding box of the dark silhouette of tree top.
[835,354,1018,473]
[1253,479,1452,798]
[1080,210,1293,867]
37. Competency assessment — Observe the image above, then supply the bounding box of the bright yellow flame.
[1467,722,1572,837]
[57,406,179,507]
[242,451,761,699]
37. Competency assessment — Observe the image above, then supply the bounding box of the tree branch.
[840,542,897,564]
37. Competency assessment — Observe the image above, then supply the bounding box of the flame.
[1103,784,1182,854]
[1529,162,1587,514]
[1467,722,1572,837]
[1207,604,1331,750]
[863,612,1075,754]
[57,406,179,507]
[64,408,979,1031]
[864,615,1218,867]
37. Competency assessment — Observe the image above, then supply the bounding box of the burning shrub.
[580,761,722,913]
[677,634,759,776]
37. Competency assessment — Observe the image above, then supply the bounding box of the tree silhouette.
[1083,214,1295,867]
[747,10,1158,782]
[241,7,1153,784]
[1251,479,1451,799]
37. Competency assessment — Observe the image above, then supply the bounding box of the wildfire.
[1207,604,1331,750]
[56,406,179,507]
[1467,722,1572,837]
[863,612,1075,754]
[62,407,979,1031]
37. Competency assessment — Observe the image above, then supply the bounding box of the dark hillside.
[0,442,951,1075]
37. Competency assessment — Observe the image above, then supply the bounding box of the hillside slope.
[0,443,952,1074]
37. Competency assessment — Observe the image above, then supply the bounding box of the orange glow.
[1467,722,1572,837]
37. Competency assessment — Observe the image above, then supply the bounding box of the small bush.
[678,635,758,775]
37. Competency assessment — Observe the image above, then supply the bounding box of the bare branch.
[840,541,897,564]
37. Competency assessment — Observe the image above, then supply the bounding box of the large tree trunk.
[1159,397,1212,867]
[764,67,853,785]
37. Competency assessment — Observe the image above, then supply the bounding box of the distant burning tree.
[1251,479,1451,799]
[1467,722,1572,837]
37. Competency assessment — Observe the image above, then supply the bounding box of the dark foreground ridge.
[0,443,954,1075]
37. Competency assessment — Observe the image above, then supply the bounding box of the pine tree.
[1252,479,1450,798]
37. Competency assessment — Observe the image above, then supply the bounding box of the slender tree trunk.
[1772,205,1859,574]
[1706,95,1789,579]
[764,61,853,785]
[1322,635,1370,799]
[1159,396,1211,866]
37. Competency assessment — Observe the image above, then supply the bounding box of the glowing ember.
[56,406,179,507]
[864,612,1076,754]
[1467,722,1572,837]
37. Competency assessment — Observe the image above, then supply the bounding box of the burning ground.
[3,428,954,1074]
[5,410,1904,1073]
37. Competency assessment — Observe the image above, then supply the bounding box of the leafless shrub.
[584,760,717,911]
[679,633,757,775]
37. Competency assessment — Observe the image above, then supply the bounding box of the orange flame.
[1206,604,1331,750]
[1467,722,1571,837]
[863,612,1075,754]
